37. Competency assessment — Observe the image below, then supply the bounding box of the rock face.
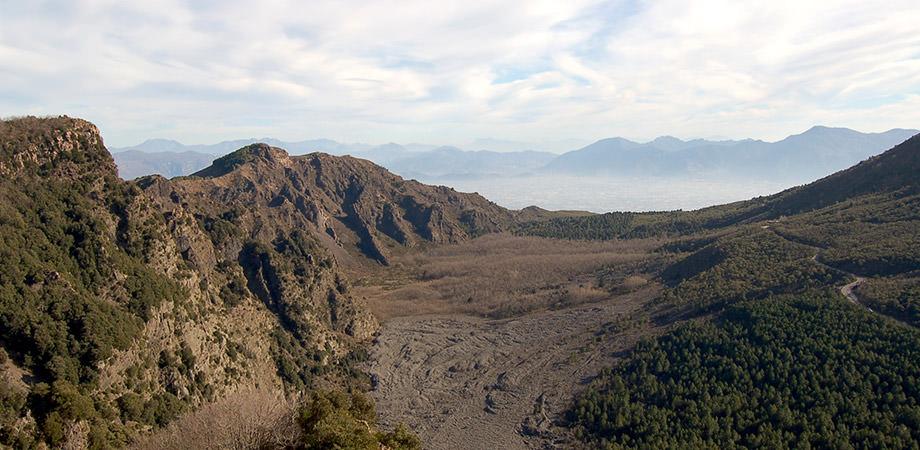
[179,144,514,264]
[0,117,461,447]
[0,116,113,179]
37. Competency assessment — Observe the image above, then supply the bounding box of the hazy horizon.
[3,1,919,148]
[107,124,917,155]
[415,174,798,213]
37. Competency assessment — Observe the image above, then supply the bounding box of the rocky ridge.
[180,143,514,265]
[0,116,479,447]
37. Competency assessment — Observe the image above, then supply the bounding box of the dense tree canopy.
[562,162,920,448]
[573,294,920,449]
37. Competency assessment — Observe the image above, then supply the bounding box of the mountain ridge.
[169,143,516,265]
[545,127,918,180]
[0,116,465,446]
[112,126,919,184]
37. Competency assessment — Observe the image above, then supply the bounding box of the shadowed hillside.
[177,144,515,265]
[0,117,420,448]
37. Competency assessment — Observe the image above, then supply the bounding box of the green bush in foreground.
[299,390,420,450]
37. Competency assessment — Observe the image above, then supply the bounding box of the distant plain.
[419,174,796,212]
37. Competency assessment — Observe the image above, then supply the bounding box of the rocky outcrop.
[0,117,378,447]
[182,144,515,264]
[0,116,114,179]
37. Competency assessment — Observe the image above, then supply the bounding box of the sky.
[1,0,919,151]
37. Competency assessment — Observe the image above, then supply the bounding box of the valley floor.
[355,236,665,449]
[366,295,656,450]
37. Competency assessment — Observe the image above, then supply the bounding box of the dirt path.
[364,290,658,450]
[839,276,869,310]
[764,226,873,312]
[767,229,918,328]
[807,253,873,312]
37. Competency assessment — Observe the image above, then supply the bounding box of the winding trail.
[761,225,879,314]
[763,227,885,318]
[764,225,920,329]
[839,276,870,311]
[808,253,871,311]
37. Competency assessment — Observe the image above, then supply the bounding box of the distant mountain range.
[111,126,918,182]
[543,126,919,180]
[111,139,557,179]
[113,150,218,181]
[114,137,375,155]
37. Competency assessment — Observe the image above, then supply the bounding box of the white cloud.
[0,0,918,149]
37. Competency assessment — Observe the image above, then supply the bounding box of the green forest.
[660,229,845,312]
[0,169,189,446]
[565,135,920,449]
[572,293,920,449]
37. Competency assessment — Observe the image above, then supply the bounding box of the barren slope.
[366,290,662,449]
[355,235,668,449]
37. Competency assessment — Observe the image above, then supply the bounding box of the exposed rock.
[0,116,113,179]
[0,116,518,448]
[0,117,440,447]
[179,145,514,264]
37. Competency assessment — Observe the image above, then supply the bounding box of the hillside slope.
[0,117,379,448]
[561,134,920,449]
[759,132,920,216]
[178,144,514,265]
[520,131,920,239]
[0,116,523,447]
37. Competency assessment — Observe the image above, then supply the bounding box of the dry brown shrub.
[131,388,300,450]
[623,275,649,289]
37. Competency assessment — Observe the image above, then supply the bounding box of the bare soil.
[353,234,663,320]
[356,235,668,449]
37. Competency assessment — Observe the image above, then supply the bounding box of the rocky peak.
[169,144,515,264]
[192,143,291,178]
[0,115,115,179]
[242,143,290,161]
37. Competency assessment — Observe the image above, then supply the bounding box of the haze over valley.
[113,126,916,212]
